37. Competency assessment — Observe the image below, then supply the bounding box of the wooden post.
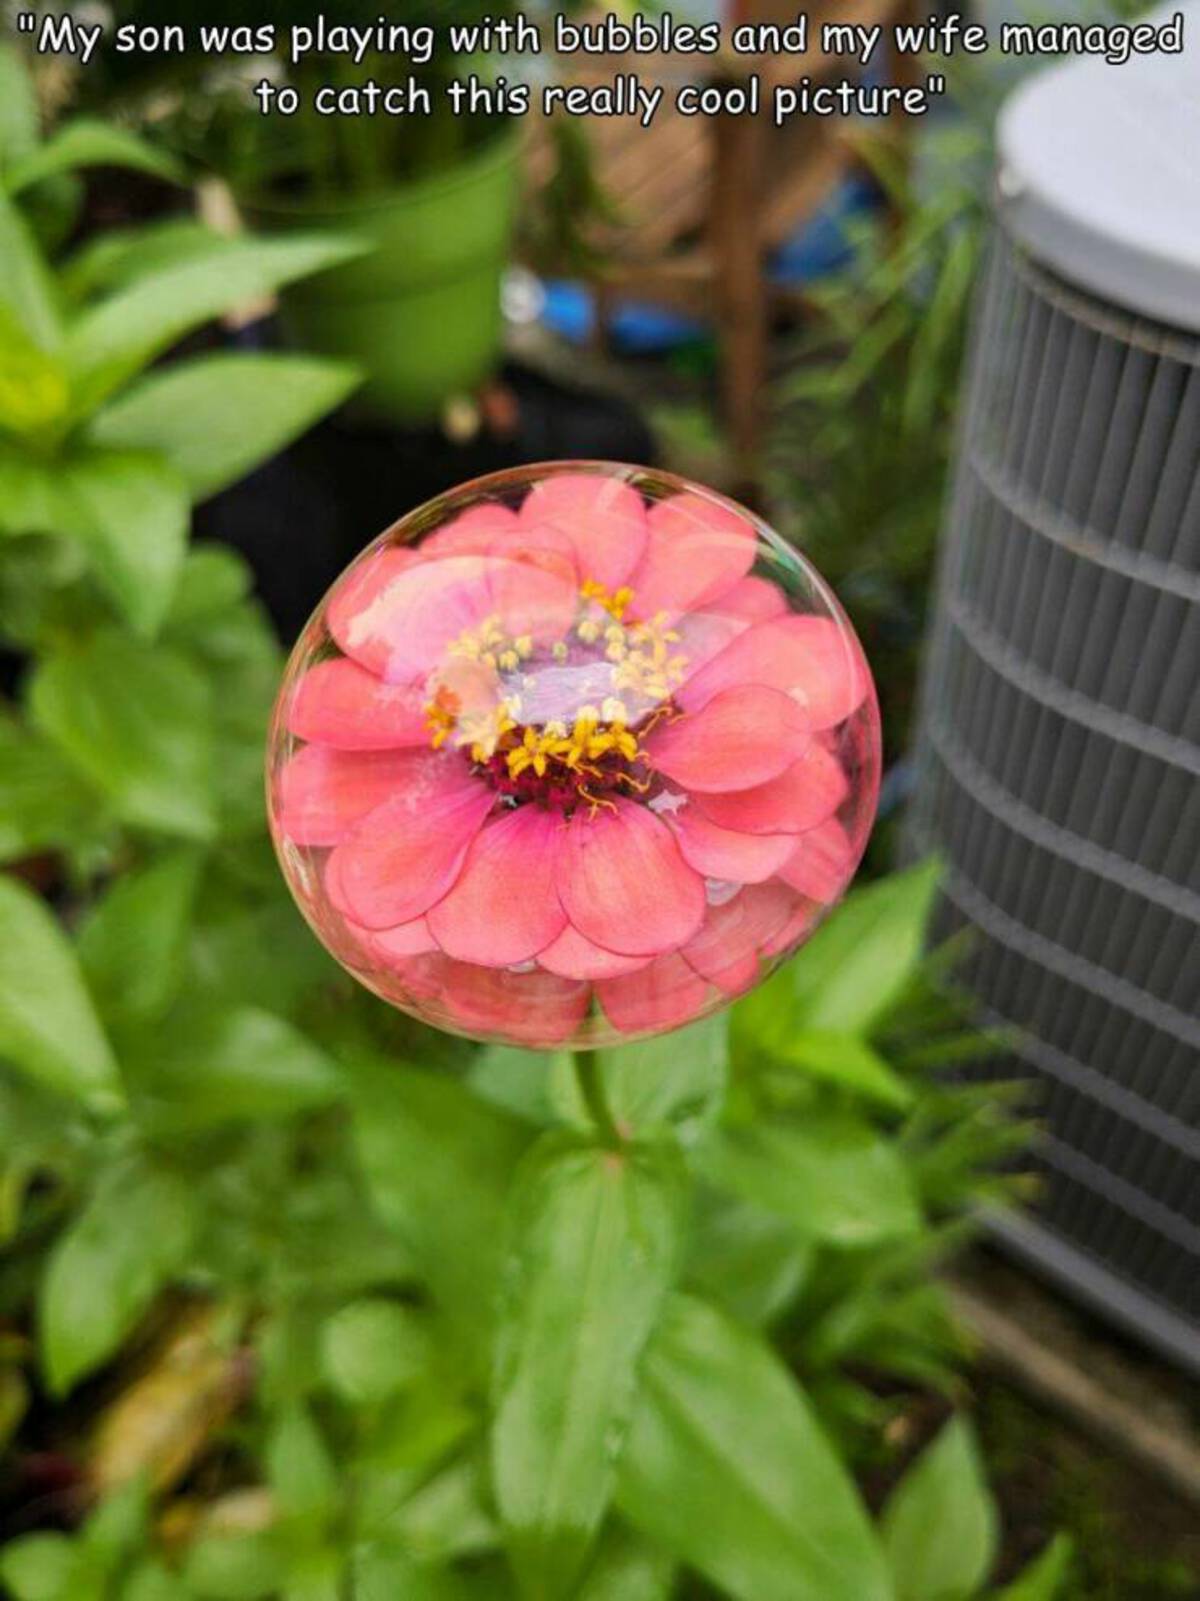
[711,100,769,491]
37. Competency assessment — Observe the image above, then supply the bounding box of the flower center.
[424,580,689,815]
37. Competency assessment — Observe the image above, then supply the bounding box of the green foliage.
[882,1417,999,1600]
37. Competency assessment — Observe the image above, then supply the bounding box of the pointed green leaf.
[350,1058,530,1379]
[747,860,939,1041]
[40,1158,198,1392]
[5,120,183,195]
[267,1404,338,1524]
[697,1116,921,1245]
[55,449,189,636]
[89,352,360,501]
[994,1535,1074,1601]
[618,1295,893,1601]
[492,1135,686,1598]
[0,188,60,350]
[0,874,119,1108]
[30,630,215,839]
[881,1416,999,1601]
[780,1031,914,1109]
[66,235,365,414]
[0,44,39,173]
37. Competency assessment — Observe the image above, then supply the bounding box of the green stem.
[573,1050,621,1148]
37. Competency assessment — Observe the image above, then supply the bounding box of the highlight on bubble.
[266,462,881,1049]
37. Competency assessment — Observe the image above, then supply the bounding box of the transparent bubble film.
[267,463,881,1049]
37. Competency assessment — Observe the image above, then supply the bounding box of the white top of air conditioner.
[996,2,1200,333]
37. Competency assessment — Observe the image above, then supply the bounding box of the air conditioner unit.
[909,5,1200,1370]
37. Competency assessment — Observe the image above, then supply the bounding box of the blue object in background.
[539,171,881,354]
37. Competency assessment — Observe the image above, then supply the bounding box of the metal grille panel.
[910,225,1200,1371]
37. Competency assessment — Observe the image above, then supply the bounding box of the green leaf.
[0,713,97,864]
[577,1526,674,1601]
[30,630,215,839]
[779,1031,914,1109]
[40,1157,198,1392]
[89,353,360,501]
[617,1295,893,1601]
[492,1134,686,1598]
[994,1535,1074,1601]
[881,1417,999,1601]
[60,219,233,302]
[394,1454,500,1564]
[0,445,188,637]
[685,1187,812,1328]
[55,449,189,637]
[126,1005,341,1128]
[775,860,939,1039]
[164,545,253,631]
[5,120,183,195]
[0,44,39,174]
[353,1547,470,1601]
[697,1116,921,1246]
[0,873,119,1108]
[267,1404,338,1524]
[321,1299,431,1407]
[78,849,201,1028]
[0,1532,78,1601]
[350,1058,530,1380]
[0,305,69,437]
[66,235,364,414]
[182,1531,288,1600]
[123,1562,182,1601]
[595,1012,728,1139]
[468,1044,564,1126]
[0,188,61,350]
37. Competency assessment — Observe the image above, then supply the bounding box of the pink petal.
[350,916,438,967]
[779,817,856,903]
[427,806,568,966]
[328,551,494,684]
[559,799,706,957]
[438,960,590,1047]
[681,882,800,994]
[420,502,520,556]
[596,952,711,1035]
[325,753,494,928]
[274,745,420,847]
[645,686,810,794]
[485,550,579,645]
[520,473,648,592]
[536,924,653,981]
[720,575,789,622]
[665,805,796,884]
[761,893,821,956]
[626,493,756,621]
[679,615,869,730]
[694,743,849,835]
[285,659,430,750]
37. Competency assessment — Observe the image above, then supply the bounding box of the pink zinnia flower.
[268,464,880,1048]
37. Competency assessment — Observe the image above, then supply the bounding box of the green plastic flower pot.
[246,130,521,426]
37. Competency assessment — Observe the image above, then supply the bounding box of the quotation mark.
[15,11,34,32]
